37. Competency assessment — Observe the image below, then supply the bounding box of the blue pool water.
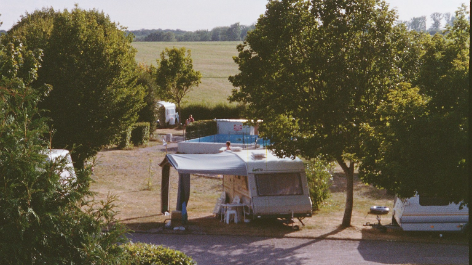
[186,134,270,146]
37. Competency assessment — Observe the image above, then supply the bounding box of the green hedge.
[131,122,150,146]
[180,103,246,121]
[185,120,217,140]
[119,126,134,149]
[121,242,196,265]
[119,122,150,149]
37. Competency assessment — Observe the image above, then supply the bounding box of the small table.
[220,203,246,223]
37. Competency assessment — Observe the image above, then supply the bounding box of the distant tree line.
[128,22,255,42]
[398,11,469,34]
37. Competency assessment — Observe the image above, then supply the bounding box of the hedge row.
[185,120,217,140]
[121,242,196,265]
[180,103,246,122]
[119,122,150,149]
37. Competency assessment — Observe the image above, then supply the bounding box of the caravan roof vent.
[251,152,266,160]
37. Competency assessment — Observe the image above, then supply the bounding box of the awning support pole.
[161,164,170,213]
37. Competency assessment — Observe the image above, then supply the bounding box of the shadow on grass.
[122,214,350,241]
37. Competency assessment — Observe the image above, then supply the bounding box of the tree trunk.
[337,158,355,227]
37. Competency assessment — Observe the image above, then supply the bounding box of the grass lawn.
[133,42,241,105]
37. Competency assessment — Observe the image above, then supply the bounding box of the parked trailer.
[157,101,176,126]
[159,149,312,224]
[392,194,468,232]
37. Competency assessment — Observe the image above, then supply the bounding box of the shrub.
[131,122,150,146]
[136,64,159,133]
[119,126,134,149]
[305,158,333,211]
[185,119,217,140]
[122,242,196,265]
[181,103,246,121]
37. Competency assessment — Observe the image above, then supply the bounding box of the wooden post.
[161,164,170,213]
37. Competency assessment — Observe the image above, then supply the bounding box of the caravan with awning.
[159,149,312,223]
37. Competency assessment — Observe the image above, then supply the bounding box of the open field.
[90,128,467,244]
[132,42,242,105]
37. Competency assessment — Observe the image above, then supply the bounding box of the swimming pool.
[179,134,270,154]
[186,134,269,145]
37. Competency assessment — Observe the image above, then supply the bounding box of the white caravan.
[159,149,312,223]
[157,101,176,126]
[392,194,468,232]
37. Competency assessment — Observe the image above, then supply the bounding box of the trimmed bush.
[119,126,134,149]
[305,158,333,211]
[119,122,151,148]
[185,120,217,140]
[131,122,150,146]
[181,103,246,121]
[121,242,196,265]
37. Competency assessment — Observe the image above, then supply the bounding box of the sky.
[0,0,469,31]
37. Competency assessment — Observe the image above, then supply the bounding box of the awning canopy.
[161,151,248,176]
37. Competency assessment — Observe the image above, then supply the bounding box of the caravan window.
[255,173,303,196]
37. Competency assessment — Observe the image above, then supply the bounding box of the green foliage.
[119,126,134,149]
[359,6,469,205]
[119,122,151,148]
[154,47,202,118]
[0,41,128,264]
[181,103,246,121]
[131,122,150,146]
[136,64,159,132]
[305,159,333,211]
[130,23,255,42]
[228,0,402,226]
[121,242,196,265]
[5,7,145,169]
[185,120,217,140]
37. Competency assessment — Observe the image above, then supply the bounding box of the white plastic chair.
[232,195,240,204]
[224,196,241,224]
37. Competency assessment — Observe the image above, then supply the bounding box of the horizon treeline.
[126,11,469,42]
[128,22,255,42]
[2,11,468,39]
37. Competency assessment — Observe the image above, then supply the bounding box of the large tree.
[359,5,469,205]
[0,36,126,264]
[4,7,145,168]
[154,47,201,123]
[229,0,402,226]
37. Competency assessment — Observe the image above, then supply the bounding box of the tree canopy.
[0,37,127,264]
[154,47,202,122]
[229,0,402,226]
[4,7,145,168]
[359,5,469,205]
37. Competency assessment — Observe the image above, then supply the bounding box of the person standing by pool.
[226,141,231,150]
[186,114,194,126]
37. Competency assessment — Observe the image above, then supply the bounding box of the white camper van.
[392,194,468,232]
[157,101,176,126]
[159,149,312,223]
